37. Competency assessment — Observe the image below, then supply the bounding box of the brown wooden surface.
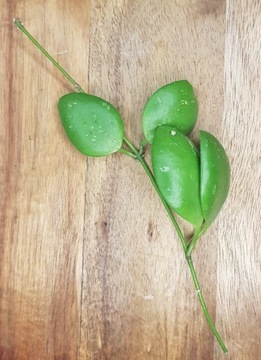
[1,1,260,359]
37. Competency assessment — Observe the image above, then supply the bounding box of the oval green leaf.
[152,125,204,229]
[200,130,230,232]
[58,93,124,157]
[142,80,198,143]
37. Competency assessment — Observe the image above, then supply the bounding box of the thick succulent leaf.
[142,80,198,143]
[152,125,204,229]
[200,130,230,231]
[58,93,124,157]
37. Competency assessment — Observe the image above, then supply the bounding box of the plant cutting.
[14,19,230,353]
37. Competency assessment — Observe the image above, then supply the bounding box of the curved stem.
[13,18,84,93]
[186,226,202,257]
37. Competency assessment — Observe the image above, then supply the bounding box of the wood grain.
[1,1,260,359]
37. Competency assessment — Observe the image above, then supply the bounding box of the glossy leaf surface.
[58,93,124,157]
[142,80,198,143]
[152,125,204,228]
[200,130,230,231]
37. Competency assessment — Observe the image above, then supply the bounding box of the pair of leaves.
[58,79,197,157]
[151,126,230,232]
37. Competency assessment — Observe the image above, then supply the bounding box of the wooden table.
[1,1,260,359]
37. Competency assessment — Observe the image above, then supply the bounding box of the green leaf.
[152,125,204,229]
[142,80,198,143]
[58,93,124,157]
[200,130,230,232]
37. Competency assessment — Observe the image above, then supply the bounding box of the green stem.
[186,226,202,257]
[140,138,149,147]
[13,18,84,93]
[118,148,136,158]
[186,255,228,353]
[14,20,228,353]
